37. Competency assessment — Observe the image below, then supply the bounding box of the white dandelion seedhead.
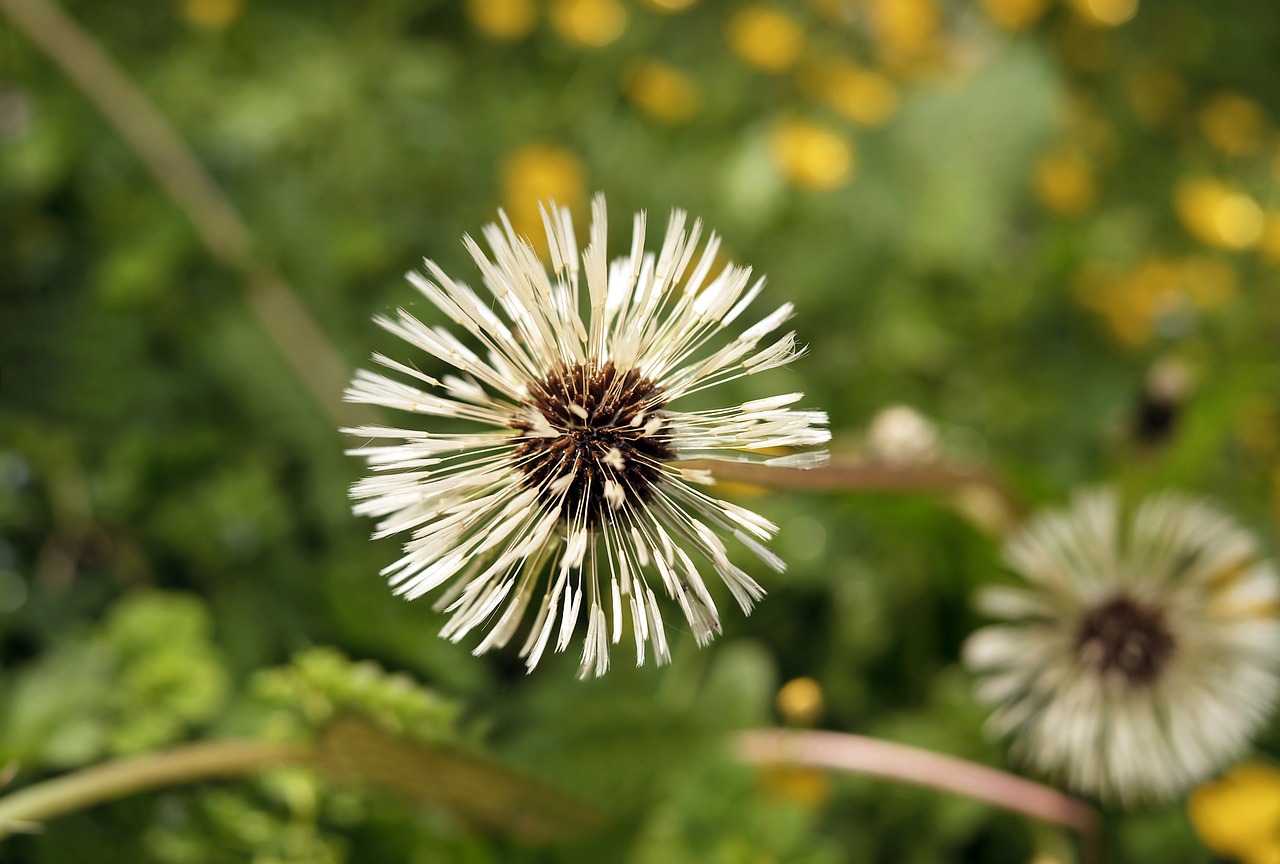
[344,194,830,677]
[964,488,1280,805]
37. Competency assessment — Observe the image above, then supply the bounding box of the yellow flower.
[466,0,537,41]
[1189,763,1280,863]
[1071,255,1235,346]
[776,677,824,726]
[1199,92,1268,157]
[726,6,805,72]
[550,0,628,47]
[1033,147,1097,215]
[181,0,244,29]
[623,60,701,124]
[867,0,942,71]
[758,764,833,807]
[499,144,586,253]
[1175,178,1264,251]
[981,0,1052,32]
[769,119,855,191]
[802,58,899,127]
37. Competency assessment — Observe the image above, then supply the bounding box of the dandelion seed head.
[964,488,1280,804]
[344,194,829,677]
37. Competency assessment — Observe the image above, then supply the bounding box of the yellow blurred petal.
[776,677,824,726]
[1067,0,1139,27]
[727,6,805,72]
[641,0,697,11]
[981,0,1051,31]
[803,58,899,127]
[1175,178,1264,251]
[1199,92,1268,157]
[1034,147,1097,215]
[550,0,628,47]
[466,0,537,41]
[1179,256,1237,309]
[1260,213,1280,267]
[868,0,941,67]
[500,144,586,252]
[758,764,833,807]
[1188,763,1280,857]
[769,119,855,191]
[181,0,244,30]
[623,60,701,124]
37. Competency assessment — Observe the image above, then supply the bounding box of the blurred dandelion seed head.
[964,489,1280,804]
[345,195,829,677]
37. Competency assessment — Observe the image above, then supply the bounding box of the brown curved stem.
[0,740,308,839]
[687,459,1025,527]
[736,729,1102,860]
[0,0,365,429]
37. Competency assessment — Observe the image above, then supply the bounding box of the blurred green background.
[3,0,1280,860]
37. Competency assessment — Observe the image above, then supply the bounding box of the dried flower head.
[346,195,829,677]
[964,489,1280,804]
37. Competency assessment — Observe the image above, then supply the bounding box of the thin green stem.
[0,740,308,839]
[0,0,366,429]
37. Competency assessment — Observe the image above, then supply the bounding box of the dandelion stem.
[736,729,1102,860]
[0,0,365,429]
[0,740,308,839]
[688,459,1025,529]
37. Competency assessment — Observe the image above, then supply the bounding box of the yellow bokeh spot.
[550,0,628,47]
[1189,763,1280,862]
[776,677,824,725]
[623,60,701,124]
[181,0,244,29]
[769,119,855,191]
[1179,255,1238,309]
[1072,254,1237,346]
[642,0,697,11]
[500,144,586,253]
[466,0,537,40]
[803,58,899,127]
[1068,0,1138,27]
[726,6,805,73]
[1176,178,1264,251]
[1260,213,1280,267]
[868,0,942,69]
[981,0,1051,31]
[1123,60,1186,128]
[1198,92,1268,157]
[759,764,833,807]
[1034,147,1097,215]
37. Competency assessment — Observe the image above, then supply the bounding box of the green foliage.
[250,647,462,744]
[4,0,1280,860]
[0,592,228,767]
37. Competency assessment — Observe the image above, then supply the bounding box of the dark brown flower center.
[512,361,673,528]
[1074,594,1176,685]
